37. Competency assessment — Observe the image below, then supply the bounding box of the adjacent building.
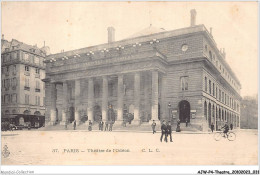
[240,95,258,129]
[44,10,241,131]
[1,36,50,127]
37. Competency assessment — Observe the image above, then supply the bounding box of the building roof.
[1,38,50,57]
[127,25,166,39]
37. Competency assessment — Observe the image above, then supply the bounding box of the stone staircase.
[38,122,202,132]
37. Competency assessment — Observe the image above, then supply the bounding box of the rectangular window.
[209,80,211,94]
[12,77,17,87]
[25,94,29,104]
[25,66,30,72]
[38,96,40,106]
[5,79,10,90]
[24,53,29,62]
[36,81,40,89]
[5,94,10,104]
[213,83,215,96]
[36,68,40,74]
[13,65,17,75]
[204,77,207,91]
[12,94,17,103]
[180,76,189,91]
[25,78,30,87]
[222,92,224,102]
[216,86,218,99]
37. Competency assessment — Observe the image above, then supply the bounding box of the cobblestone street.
[1,129,258,165]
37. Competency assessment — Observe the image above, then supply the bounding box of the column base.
[60,121,67,125]
[114,120,123,126]
[131,120,141,125]
[47,121,56,126]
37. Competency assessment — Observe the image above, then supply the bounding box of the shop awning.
[2,114,17,119]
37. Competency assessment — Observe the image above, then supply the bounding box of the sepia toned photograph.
[1,1,258,172]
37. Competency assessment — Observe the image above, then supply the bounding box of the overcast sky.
[2,2,258,97]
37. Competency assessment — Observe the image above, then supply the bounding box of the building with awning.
[1,37,49,127]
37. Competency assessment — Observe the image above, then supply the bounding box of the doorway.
[178,100,190,123]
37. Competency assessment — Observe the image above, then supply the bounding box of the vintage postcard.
[1,1,258,173]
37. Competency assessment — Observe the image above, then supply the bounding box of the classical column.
[144,73,150,122]
[116,74,124,124]
[102,76,108,121]
[132,72,141,125]
[160,75,166,121]
[60,81,68,125]
[50,83,57,125]
[151,70,159,122]
[74,79,81,125]
[87,78,94,123]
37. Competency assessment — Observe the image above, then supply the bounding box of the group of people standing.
[98,120,114,131]
[152,120,173,143]
[72,120,113,131]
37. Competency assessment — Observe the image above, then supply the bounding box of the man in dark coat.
[105,121,109,131]
[100,120,104,131]
[211,122,214,133]
[185,118,188,127]
[73,120,76,130]
[99,120,104,131]
[88,120,93,131]
[109,121,113,131]
[160,120,167,142]
[151,120,156,134]
[230,123,233,130]
[166,121,173,142]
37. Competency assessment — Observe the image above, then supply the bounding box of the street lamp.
[168,102,171,121]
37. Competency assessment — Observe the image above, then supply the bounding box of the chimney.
[190,9,197,27]
[210,27,212,36]
[223,48,226,58]
[2,34,4,40]
[44,41,45,47]
[107,27,115,43]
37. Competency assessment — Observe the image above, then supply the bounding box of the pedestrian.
[230,123,233,130]
[185,118,188,127]
[211,122,214,133]
[123,119,127,127]
[73,120,76,130]
[88,120,92,131]
[100,120,104,131]
[166,121,173,142]
[105,121,109,131]
[65,121,67,130]
[109,121,113,131]
[98,121,101,130]
[160,120,167,142]
[151,120,156,134]
[176,120,181,132]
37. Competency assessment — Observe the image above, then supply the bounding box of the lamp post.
[168,102,171,121]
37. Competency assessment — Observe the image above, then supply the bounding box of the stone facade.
[44,11,241,131]
[1,37,49,127]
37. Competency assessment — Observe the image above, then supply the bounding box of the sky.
[1,2,258,97]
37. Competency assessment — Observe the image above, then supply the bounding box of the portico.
[44,47,167,126]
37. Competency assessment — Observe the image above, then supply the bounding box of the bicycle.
[214,130,236,141]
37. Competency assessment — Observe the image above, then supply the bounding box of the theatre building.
[44,10,241,131]
[1,37,49,128]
